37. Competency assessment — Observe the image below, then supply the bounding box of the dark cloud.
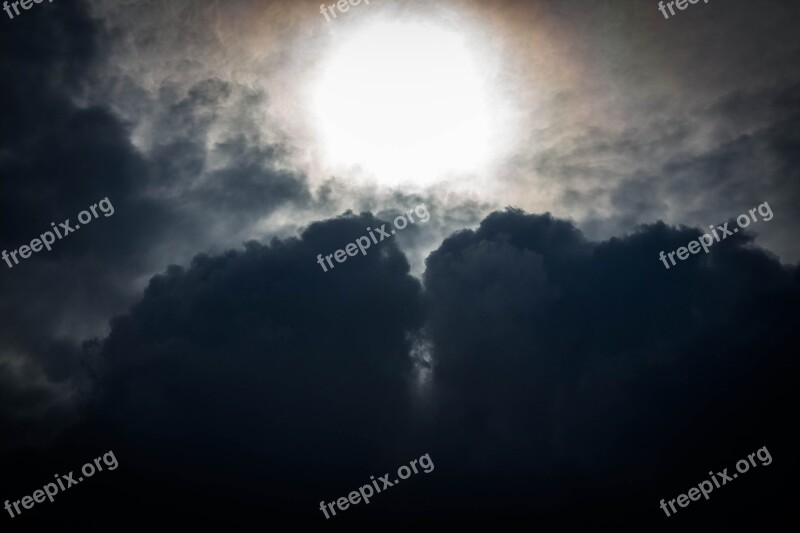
[420,209,798,527]
[0,0,311,451]
[30,212,423,523]
[0,0,116,449]
[145,77,311,229]
[3,208,796,528]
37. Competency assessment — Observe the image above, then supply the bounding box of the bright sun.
[312,21,492,186]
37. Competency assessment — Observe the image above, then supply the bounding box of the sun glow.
[312,21,493,186]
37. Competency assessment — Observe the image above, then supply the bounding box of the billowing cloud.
[420,209,798,526]
[4,208,796,527]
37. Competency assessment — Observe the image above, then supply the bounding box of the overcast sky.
[1,0,798,529]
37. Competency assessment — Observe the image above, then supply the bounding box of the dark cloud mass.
[0,0,309,451]
[1,0,798,530]
[3,209,796,529]
[421,210,798,527]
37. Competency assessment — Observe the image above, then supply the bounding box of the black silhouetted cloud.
[4,208,795,529]
[420,209,798,527]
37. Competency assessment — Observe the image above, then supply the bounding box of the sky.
[1,0,798,529]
